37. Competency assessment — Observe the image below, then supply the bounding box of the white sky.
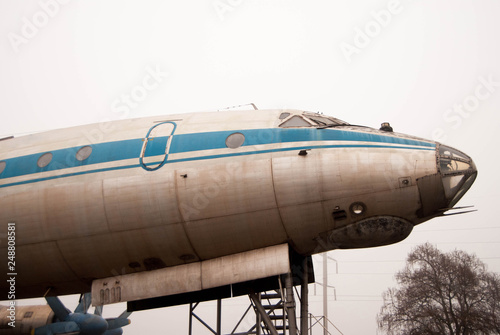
[1,1,500,334]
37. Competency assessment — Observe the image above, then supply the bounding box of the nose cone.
[439,145,477,208]
[417,145,477,219]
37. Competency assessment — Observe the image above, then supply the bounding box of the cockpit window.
[439,146,469,161]
[304,113,349,126]
[307,116,330,126]
[279,112,291,120]
[437,145,477,207]
[440,159,472,173]
[279,115,314,128]
[439,145,473,174]
[279,113,349,128]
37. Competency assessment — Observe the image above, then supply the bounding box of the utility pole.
[323,252,328,335]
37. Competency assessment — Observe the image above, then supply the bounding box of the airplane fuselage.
[0,109,477,300]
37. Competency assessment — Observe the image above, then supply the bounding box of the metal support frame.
[300,257,309,334]
[249,293,280,335]
[284,273,297,335]
[308,314,344,335]
[184,254,330,335]
[185,282,347,335]
[189,299,222,335]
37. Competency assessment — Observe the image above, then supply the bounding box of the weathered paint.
[0,109,476,299]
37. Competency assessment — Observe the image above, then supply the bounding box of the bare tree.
[378,243,500,335]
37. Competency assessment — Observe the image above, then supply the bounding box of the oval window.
[226,133,245,149]
[76,146,92,161]
[37,152,53,168]
[0,161,6,175]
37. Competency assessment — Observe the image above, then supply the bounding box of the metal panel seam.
[270,157,289,240]
[54,240,85,287]
[174,169,200,261]
[101,179,112,233]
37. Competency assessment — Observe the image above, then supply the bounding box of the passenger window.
[226,133,245,149]
[76,146,93,161]
[37,153,53,168]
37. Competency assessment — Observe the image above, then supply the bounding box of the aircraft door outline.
[140,121,177,171]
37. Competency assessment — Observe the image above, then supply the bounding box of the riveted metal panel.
[2,242,80,287]
[184,209,286,260]
[0,187,45,245]
[272,154,323,207]
[0,181,108,245]
[278,202,327,254]
[176,159,277,221]
[103,171,182,231]
[57,224,198,280]
[43,180,108,238]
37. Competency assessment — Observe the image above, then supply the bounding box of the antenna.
[218,103,258,111]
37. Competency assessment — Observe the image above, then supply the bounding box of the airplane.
[0,108,477,334]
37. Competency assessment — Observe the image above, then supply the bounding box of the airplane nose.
[417,144,477,218]
[438,144,477,208]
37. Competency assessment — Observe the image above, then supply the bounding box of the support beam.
[323,253,328,335]
[285,273,297,335]
[216,299,221,335]
[180,249,316,334]
[301,257,309,334]
[256,298,261,335]
[188,303,195,335]
[188,301,220,335]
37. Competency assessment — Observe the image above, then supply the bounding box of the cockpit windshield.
[279,112,349,128]
[439,145,474,174]
[438,145,477,207]
[304,113,349,127]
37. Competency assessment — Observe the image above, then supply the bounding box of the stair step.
[262,303,283,309]
[261,293,282,299]
[269,314,287,320]
[275,325,289,330]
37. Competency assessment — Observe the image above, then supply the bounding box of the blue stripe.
[167,143,435,163]
[168,128,434,153]
[0,128,435,187]
[0,137,170,180]
[0,143,435,189]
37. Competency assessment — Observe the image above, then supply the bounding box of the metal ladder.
[260,290,288,335]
